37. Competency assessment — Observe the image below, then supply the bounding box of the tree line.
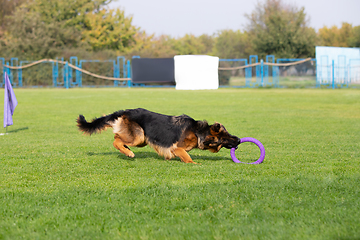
[0,0,359,61]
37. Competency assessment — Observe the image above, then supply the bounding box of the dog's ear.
[196,120,209,130]
[210,122,221,133]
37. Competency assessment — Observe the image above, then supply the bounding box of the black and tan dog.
[77,108,240,164]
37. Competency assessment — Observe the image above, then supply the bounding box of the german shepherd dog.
[77,108,240,164]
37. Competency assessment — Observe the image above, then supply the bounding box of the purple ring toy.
[230,137,265,164]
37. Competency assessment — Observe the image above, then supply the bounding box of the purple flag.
[3,72,18,128]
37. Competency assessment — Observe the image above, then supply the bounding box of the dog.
[76,108,240,164]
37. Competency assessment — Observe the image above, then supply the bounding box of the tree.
[172,34,208,55]
[125,33,178,58]
[317,26,340,47]
[1,0,141,58]
[2,5,82,59]
[0,0,26,29]
[28,0,139,51]
[348,25,360,47]
[29,0,112,28]
[213,29,253,59]
[198,34,215,55]
[82,9,138,51]
[245,0,316,58]
[318,22,357,47]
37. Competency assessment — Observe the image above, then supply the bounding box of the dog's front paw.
[127,152,135,158]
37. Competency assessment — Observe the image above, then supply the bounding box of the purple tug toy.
[230,137,265,164]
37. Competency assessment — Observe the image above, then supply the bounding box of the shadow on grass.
[86,150,233,161]
[2,127,29,134]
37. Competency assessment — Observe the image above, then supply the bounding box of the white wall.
[316,46,360,84]
[174,55,219,90]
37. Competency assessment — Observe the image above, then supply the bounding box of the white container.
[174,55,219,90]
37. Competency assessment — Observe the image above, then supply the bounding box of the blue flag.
[3,72,18,128]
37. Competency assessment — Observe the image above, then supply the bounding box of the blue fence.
[219,55,279,87]
[1,55,359,88]
[316,55,360,88]
[0,56,131,88]
[218,55,317,88]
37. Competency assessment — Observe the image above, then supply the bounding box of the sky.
[109,0,360,38]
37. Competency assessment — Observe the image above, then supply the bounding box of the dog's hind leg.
[113,135,135,158]
[172,148,197,164]
[112,118,146,158]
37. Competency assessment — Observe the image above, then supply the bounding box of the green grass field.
[1,88,359,239]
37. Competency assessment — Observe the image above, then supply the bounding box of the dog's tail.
[76,110,124,135]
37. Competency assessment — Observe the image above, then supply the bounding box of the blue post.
[249,55,259,87]
[0,57,5,87]
[127,60,131,88]
[265,55,275,86]
[70,56,78,86]
[77,59,82,87]
[52,59,59,87]
[260,59,264,87]
[77,61,82,87]
[5,62,11,85]
[65,61,69,89]
[332,60,335,89]
[18,62,23,87]
[10,58,18,87]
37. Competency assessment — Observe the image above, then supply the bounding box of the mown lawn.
[0,88,359,239]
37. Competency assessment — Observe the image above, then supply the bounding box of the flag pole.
[3,72,18,135]
[1,127,8,135]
